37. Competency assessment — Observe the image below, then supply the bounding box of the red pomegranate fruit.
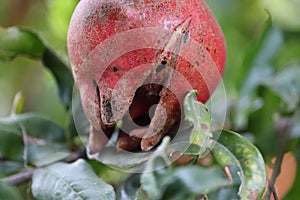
[68,0,226,153]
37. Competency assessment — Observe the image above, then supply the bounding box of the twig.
[1,169,34,187]
[1,146,86,186]
[264,118,291,200]
[266,180,279,200]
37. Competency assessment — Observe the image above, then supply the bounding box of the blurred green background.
[1,0,300,199]
[0,0,79,126]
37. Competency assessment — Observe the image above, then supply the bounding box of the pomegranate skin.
[68,0,226,152]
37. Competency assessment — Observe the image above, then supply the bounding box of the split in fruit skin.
[92,17,192,152]
[67,0,226,154]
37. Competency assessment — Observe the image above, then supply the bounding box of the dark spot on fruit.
[161,60,167,65]
[156,64,165,73]
[205,47,210,52]
[102,9,109,14]
[195,61,200,66]
[102,97,113,123]
[113,66,118,72]
[183,31,190,43]
[214,48,217,54]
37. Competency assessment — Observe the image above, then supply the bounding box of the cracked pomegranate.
[68,0,226,153]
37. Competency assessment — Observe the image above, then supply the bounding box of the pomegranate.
[68,0,226,153]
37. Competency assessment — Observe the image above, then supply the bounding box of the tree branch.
[1,146,86,186]
[264,117,291,200]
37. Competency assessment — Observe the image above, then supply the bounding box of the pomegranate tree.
[67,0,226,153]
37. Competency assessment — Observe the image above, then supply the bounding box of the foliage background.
[1,0,300,199]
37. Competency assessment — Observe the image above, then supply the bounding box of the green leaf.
[32,159,115,200]
[140,137,230,200]
[183,90,213,156]
[208,187,240,200]
[168,141,202,156]
[234,66,272,128]
[140,137,172,200]
[1,113,65,142]
[0,161,23,176]
[275,32,300,66]
[0,27,45,61]
[245,88,280,160]
[42,48,73,107]
[291,109,300,138]
[0,113,66,161]
[27,143,69,167]
[235,13,283,90]
[141,164,230,200]
[93,146,151,169]
[0,181,22,200]
[211,130,267,199]
[262,64,300,111]
[234,14,284,129]
[135,188,149,200]
[117,174,147,200]
[207,165,241,200]
[0,26,73,107]
[160,166,230,200]
[0,121,23,160]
